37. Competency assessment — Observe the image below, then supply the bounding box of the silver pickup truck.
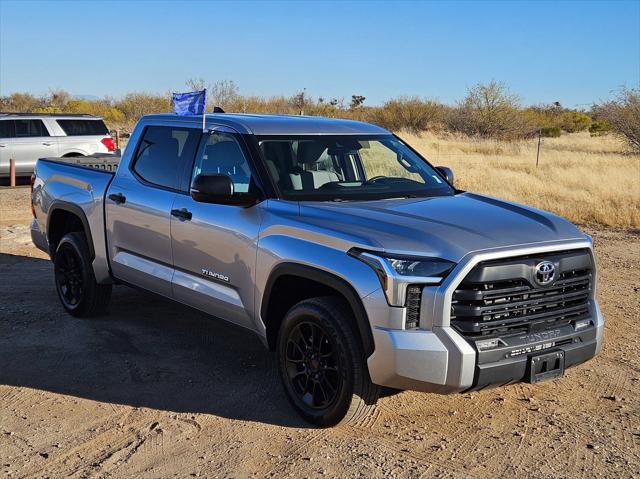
[31,113,604,426]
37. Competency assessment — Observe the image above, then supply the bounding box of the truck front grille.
[451,249,592,338]
[405,285,422,329]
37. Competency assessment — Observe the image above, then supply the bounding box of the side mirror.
[436,166,454,185]
[190,174,257,207]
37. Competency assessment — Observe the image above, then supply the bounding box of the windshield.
[257,134,453,201]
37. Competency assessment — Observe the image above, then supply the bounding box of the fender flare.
[47,200,96,259]
[261,262,375,357]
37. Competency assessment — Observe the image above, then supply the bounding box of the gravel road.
[1,187,638,478]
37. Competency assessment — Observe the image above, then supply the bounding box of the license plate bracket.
[527,350,565,383]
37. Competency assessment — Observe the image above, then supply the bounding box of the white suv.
[0,113,115,177]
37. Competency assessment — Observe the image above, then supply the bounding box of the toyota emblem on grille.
[534,261,556,286]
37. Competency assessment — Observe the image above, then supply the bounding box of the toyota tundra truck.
[30,113,604,426]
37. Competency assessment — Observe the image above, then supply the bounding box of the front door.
[105,124,201,297]
[171,129,263,330]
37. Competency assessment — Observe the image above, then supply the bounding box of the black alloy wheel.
[284,321,342,409]
[53,232,111,317]
[55,242,84,308]
[277,297,380,427]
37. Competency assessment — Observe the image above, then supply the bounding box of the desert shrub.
[367,97,446,133]
[102,107,125,125]
[32,106,63,114]
[522,105,592,135]
[541,127,562,137]
[185,78,240,111]
[589,120,611,136]
[0,92,45,112]
[47,89,71,110]
[64,99,107,115]
[115,93,171,123]
[446,81,534,140]
[559,111,591,133]
[59,99,126,127]
[522,107,553,129]
[0,80,623,143]
[595,87,640,151]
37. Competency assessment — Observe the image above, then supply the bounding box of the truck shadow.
[0,176,31,187]
[0,252,311,428]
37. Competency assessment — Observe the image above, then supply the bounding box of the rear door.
[3,119,58,175]
[170,128,263,330]
[105,124,201,297]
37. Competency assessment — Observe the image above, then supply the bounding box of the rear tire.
[277,297,380,427]
[54,232,111,317]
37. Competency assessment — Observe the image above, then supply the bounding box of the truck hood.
[297,192,586,262]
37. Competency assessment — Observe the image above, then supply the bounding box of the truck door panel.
[105,125,200,297]
[171,130,262,330]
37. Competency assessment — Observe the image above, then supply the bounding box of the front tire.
[277,297,380,427]
[54,232,111,317]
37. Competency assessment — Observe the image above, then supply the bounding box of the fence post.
[115,130,120,150]
[536,128,542,167]
[9,158,15,187]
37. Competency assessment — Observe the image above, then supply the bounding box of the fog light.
[575,319,591,331]
[476,338,500,351]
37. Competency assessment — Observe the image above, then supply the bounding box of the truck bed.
[40,154,120,173]
[31,155,118,282]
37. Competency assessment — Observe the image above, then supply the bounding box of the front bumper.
[366,298,604,393]
[364,239,605,393]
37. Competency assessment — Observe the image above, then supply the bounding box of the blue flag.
[172,89,207,115]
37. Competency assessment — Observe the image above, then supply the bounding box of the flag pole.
[202,88,207,132]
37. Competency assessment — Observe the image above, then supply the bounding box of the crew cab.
[30,113,604,426]
[0,113,115,177]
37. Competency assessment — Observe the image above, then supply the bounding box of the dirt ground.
[1,186,639,479]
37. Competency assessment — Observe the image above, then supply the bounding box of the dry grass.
[399,132,640,229]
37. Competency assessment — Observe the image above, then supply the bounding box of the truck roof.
[142,113,390,136]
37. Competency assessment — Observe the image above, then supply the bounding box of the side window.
[192,132,252,193]
[0,120,14,139]
[132,126,200,191]
[57,119,109,136]
[14,119,49,137]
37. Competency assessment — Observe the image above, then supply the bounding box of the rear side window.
[132,126,201,191]
[14,119,49,137]
[0,120,14,138]
[57,119,108,136]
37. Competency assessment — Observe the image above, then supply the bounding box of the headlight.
[386,257,455,277]
[348,248,455,306]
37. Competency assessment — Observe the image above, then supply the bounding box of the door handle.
[171,208,192,221]
[0,144,6,147]
[42,142,53,146]
[108,192,126,204]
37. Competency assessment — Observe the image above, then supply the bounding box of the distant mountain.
[72,94,100,100]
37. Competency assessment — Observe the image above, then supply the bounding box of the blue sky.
[1,0,638,107]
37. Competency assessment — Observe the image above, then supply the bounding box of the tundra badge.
[201,268,230,283]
